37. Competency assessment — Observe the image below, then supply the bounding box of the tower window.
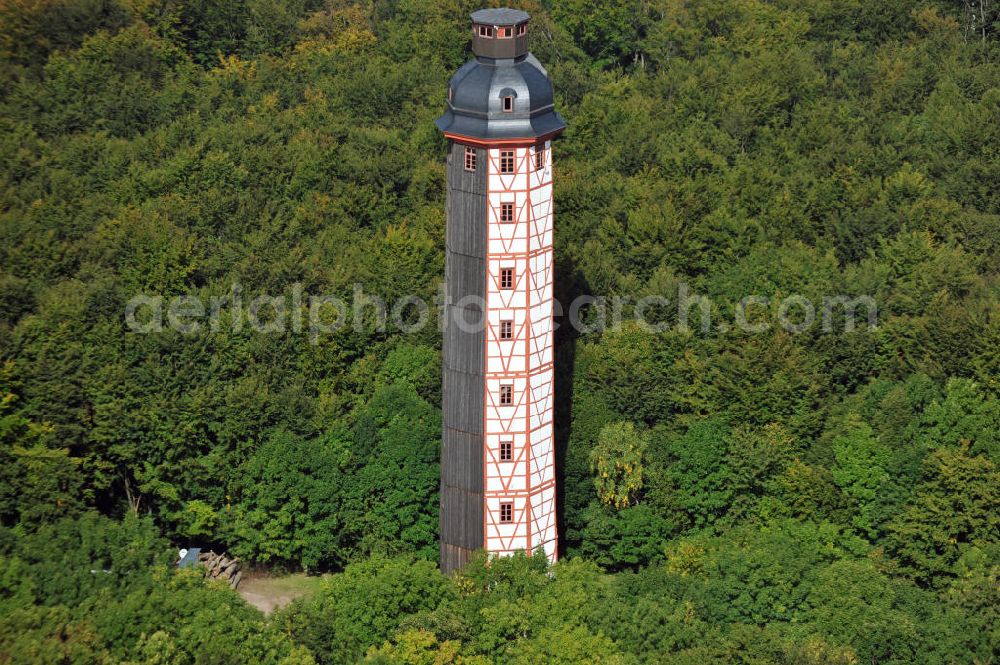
[464,146,476,171]
[499,319,513,339]
[500,202,513,223]
[499,267,514,290]
[478,25,493,37]
[500,502,513,523]
[500,440,513,461]
[534,145,546,171]
[500,150,515,173]
[499,384,513,405]
[502,96,513,112]
[517,23,526,36]
[497,26,512,38]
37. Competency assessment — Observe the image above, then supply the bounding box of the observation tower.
[435,8,565,573]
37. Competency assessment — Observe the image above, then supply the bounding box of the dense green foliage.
[1,0,999,662]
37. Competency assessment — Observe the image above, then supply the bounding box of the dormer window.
[497,26,512,38]
[478,25,493,37]
[502,96,513,112]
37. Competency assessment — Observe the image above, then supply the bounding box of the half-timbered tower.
[435,8,566,573]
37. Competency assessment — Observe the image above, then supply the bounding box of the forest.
[1,0,999,662]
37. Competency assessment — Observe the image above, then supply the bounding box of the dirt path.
[236,573,324,614]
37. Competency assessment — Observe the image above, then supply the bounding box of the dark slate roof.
[470,8,530,25]
[435,54,566,141]
[177,547,201,568]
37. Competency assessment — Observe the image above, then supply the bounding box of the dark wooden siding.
[441,141,487,573]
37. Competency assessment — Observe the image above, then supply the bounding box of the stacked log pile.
[196,551,243,589]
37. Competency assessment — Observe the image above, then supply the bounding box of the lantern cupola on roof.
[471,7,530,59]
[435,8,566,142]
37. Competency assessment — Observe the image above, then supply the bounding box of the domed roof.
[435,53,566,142]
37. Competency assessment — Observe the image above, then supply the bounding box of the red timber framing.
[441,130,564,151]
[482,142,557,562]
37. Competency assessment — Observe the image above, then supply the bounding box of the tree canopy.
[1,0,999,662]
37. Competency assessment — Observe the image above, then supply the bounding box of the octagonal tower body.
[436,8,566,574]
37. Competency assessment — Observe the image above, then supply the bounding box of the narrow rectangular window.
[500,440,513,461]
[500,150,515,173]
[499,267,514,290]
[499,384,513,405]
[499,319,513,340]
[464,146,476,171]
[534,145,545,171]
[500,502,513,523]
[500,202,513,223]
[517,24,526,36]
[502,96,513,112]
[498,26,512,38]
